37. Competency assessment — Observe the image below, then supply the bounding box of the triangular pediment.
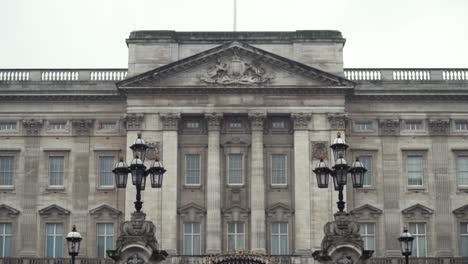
[0,204,20,218]
[402,204,433,219]
[222,204,250,214]
[453,204,468,219]
[350,204,382,220]
[266,203,293,214]
[178,203,206,214]
[89,204,121,218]
[118,41,354,92]
[38,204,70,216]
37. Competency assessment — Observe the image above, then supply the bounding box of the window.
[227,222,245,251]
[407,155,423,187]
[271,222,288,255]
[99,156,115,187]
[359,156,373,187]
[359,223,375,250]
[0,223,12,257]
[405,121,423,131]
[409,223,427,257]
[455,122,468,131]
[458,156,468,186]
[0,123,16,131]
[186,121,200,129]
[271,154,287,185]
[48,156,64,186]
[228,154,243,185]
[229,122,242,129]
[355,122,373,131]
[272,121,285,129]
[0,156,14,186]
[97,223,114,258]
[183,223,200,255]
[461,223,468,257]
[185,154,201,185]
[48,122,66,130]
[46,223,63,257]
[99,122,116,130]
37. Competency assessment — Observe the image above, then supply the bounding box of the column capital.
[22,119,43,136]
[291,113,312,130]
[248,112,267,131]
[378,119,400,136]
[429,119,450,135]
[160,113,180,131]
[205,113,223,131]
[125,113,145,130]
[328,113,346,130]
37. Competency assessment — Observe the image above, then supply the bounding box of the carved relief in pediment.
[222,205,250,222]
[89,204,121,220]
[350,204,383,220]
[266,203,294,222]
[39,204,70,219]
[178,203,206,222]
[453,204,468,219]
[401,204,434,220]
[0,204,20,219]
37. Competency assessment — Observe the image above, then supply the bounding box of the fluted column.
[205,113,223,253]
[292,113,312,254]
[249,113,267,253]
[160,113,180,254]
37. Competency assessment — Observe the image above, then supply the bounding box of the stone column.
[379,119,401,256]
[160,113,180,254]
[249,113,267,253]
[429,119,452,256]
[205,113,223,253]
[292,113,312,254]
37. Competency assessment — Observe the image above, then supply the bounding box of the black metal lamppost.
[313,133,367,212]
[399,228,414,264]
[112,134,167,212]
[66,225,82,264]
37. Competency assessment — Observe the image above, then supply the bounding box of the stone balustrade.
[344,68,468,81]
[0,69,128,82]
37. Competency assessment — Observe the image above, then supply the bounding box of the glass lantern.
[330,132,348,161]
[112,158,130,188]
[130,134,149,162]
[313,159,332,188]
[148,160,166,188]
[349,157,367,188]
[66,225,82,257]
[398,228,414,256]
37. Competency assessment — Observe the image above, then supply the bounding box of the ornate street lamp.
[66,225,82,264]
[113,134,167,212]
[399,228,414,264]
[313,133,366,212]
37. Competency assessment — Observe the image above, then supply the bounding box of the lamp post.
[112,134,167,212]
[313,133,367,212]
[399,228,414,264]
[66,225,82,264]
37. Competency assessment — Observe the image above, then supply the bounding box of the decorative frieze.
[205,113,223,131]
[291,113,311,130]
[429,119,450,135]
[401,204,434,220]
[248,113,266,131]
[312,141,329,160]
[72,119,94,136]
[328,114,346,130]
[22,119,43,136]
[160,113,180,131]
[379,119,399,135]
[146,142,161,161]
[125,114,145,130]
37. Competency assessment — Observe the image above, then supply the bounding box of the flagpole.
[233,0,237,31]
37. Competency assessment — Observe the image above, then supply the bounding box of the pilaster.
[248,113,267,253]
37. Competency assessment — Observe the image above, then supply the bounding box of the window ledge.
[183,184,202,189]
[270,184,288,189]
[97,186,115,191]
[45,186,66,192]
[356,186,376,192]
[407,186,426,192]
[0,186,15,192]
[457,186,468,193]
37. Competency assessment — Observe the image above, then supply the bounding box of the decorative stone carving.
[401,204,434,220]
[198,53,274,85]
[350,204,383,220]
[22,119,43,135]
[38,204,70,218]
[328,114,346,130]
[453,204,468,219]
[205,113,223,131]
[379,119,399,135]
[266,203,293,222]
[146,142,161,161]
[178,203,206,222]
[204,251,276,264]
[0,204,20,219]
[336,255,354,264]
[292,113,312,130]
[127,254,144,264]
[248,113,266,131]
[72,119,94,136]
[429,119,450,135]
[125,114,144,130]
[89,204,121,220]
[160,113,180,131]
[222,205,250,222]
[312,141,329,160]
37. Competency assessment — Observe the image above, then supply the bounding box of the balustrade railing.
[0,69,128,82]
[344,68,468,81]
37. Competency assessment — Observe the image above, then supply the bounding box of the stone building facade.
[0,31,468,260]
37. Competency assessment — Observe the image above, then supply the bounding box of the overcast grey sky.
[1,0,467,68]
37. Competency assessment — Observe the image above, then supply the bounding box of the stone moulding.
[401,204,434,219]
[38,204,70,217]
[328,114,346,130]
[0,204,20,219]
[248,113,267,131]
[453,204,468,219]
[429,119,450,135]
[291,113,312,130]
[160,113,180,131]
[125,114,145,130]
[350,204,383,220]
[89,204,122,219]
[378,119,399,135]
[22,119,43,136]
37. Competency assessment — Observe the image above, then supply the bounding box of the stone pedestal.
[313,212,373,264]
[107,211,167,264]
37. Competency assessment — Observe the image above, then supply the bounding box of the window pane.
[185,154,201,185]
[99,156,115,187]
[183,234,192,255]
[97,237,105,257]
[271,236,279,255]
[228,235,235,251]
[418,237,426,257]
[272,154,287,185]
[461,236,468,257]
[0,156,14,186]
[458,156,468,185]
[46,236,54,257]
[228,154,243,184]
[461,223,468,234]
[280,235,288,254]
[49,156,64,186]
[359,156,373,186]
[407,156,423,186]
[193,234,200,255]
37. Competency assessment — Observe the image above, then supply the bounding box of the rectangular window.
[407,155,423,187]
[0,156,14,186]
[99,122,116,130]
[48,156,64,186]
[461,222,468,257]
[271,222,288,255]
[99,156,115,187]
[271,154,287,185]
[359,156,373,187]
[227,222,245,251]
[183,223,201,255]
[355,122,373,131]
[97,223,114,258]
[48,122,66,130]
[186,122,200,129]
[272,121,285,129]
[458,156,468,186]
[455,122,468,131]
[229,122,242,129]
[0,223,12,257]
[228,154,243,185]
[0,123,16,131]
[359,223,375,250]
[405,121,423,131]
[410,223,427,257]
[46,223,63,258]
[185,154,201,185]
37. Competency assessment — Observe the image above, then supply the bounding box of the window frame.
[352,150,377,189]
[184,154,201,186]
[0,156,15,188]
[0,223,12,257]
[270,222,289,255]
[402,150,428,190]
[0,122,18,133]
[460,222,468,257]
[47,155,65,188]
[454,121,468,132]
[45,223,64,258]
[359,222,376,251]
[409,222,427,257]
[227,153,244,186]
[271,154,288,186]
[227,222,246,252]
[183,222,201,256]
[456,154,468,188]
[403,120,424,131]
[96,223,114,258]
[98,156,116,188]
[355,121,374,131]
